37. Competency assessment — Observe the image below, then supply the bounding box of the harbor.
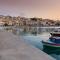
[0,0,60,60]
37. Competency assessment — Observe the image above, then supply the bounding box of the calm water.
[3,26,60,60]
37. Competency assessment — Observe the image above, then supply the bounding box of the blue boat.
[42,30,60,48]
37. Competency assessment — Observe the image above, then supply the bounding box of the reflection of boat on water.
[43,44,60,55]
[42,29,60,50]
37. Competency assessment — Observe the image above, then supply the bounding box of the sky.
[0,0,60,20]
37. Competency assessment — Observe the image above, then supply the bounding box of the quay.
[0,30,55,60]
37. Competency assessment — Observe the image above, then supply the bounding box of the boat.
[42,28,60,49]
[50,32,60,37]
[50,28,60,37]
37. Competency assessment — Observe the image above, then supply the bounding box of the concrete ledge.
[0,30,55,60]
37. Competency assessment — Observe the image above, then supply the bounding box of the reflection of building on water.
[4,26,58,35]
[11,28,23,35]
[5,26,56,35]
[23,27,42,35]
[22,27,55,34]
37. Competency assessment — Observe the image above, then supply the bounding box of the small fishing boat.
[42,28,60,49]
[50,28,60,37]
[50,32,60,37]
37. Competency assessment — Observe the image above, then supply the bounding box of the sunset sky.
[0,0,60,20]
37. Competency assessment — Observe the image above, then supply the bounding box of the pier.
[0,30,55,60]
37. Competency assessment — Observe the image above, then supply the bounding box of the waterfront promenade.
[0,30,55,60]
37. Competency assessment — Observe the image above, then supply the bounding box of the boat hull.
[42,40,60,48]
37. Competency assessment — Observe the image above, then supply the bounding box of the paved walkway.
[0,30,55,60]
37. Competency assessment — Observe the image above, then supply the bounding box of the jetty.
[0,30,55,60]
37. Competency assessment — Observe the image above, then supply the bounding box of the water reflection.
[5,27,55,35]
[43,45,60,55]
[4,26,60,60]
[5,26,56,35]
[43,45,60,60]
